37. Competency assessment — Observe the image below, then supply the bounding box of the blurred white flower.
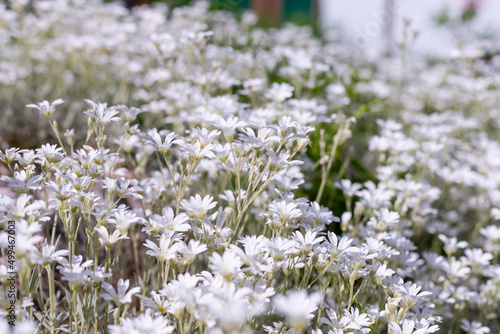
[101,278,141,305]
[273,289,321,331]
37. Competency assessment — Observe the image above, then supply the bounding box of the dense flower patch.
[1,1,499,333]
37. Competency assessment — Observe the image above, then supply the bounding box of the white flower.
[320,309,351,332]
[161,207,190,233]
[343,307,372,331]
[266,149,303,171]
[389,319,418,334]
[87,266,112,285]
[273,289,321,331]
[177,239,207,264]
[374,262,395,284]
[72,146,101,169]
[265,237,299,262]
[3,194,41,219]
[389,318,439,334]
[56,256,93,287]
[35,241,69,266]
[239,127,280,148]
[393,282,432,309]
[145,129,182,155]
[118,105,146,122]
[83,99,121,126]
[192,208,233,248]
[144,232,180,262]
[14,149,36,166]
[356,181,394,209]
[0,148,29,164]
[181,194,217,220]
[143,291,170,313]
[0,219,43,258]
[109,309,174,334]
[191,127,220,147]
[214,117,246,141]
[101,278,141,305]
[241,78,266,95]
[143,214,167,235]
[292,229,325,254]
[103,177,143,199]
[109,210,144,234]
[0,317,37,334]
[0,148,28,164]
[306,202,339,226]
[265,82,294,102]
[62,172,91,191]
[442,259,471,281]
[219,189,247,206]
[461,320,490,334]
[373,208,400,231]
[464,248,493,269]
[95,226,128,247]
[0,170,43,193]
[26,98,64,118]
[35,144,64,164]
[209,249,243,281]
[267,200,302,228]
[179,141,216,160]
[45,180,76,201]
[438,234,468,256]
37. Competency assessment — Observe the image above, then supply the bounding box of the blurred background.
[128,0,498,57]
[320,0,499,56]
[2,0,497,150]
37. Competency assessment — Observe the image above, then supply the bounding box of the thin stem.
[339,272,378,334]
[316,123,345,203]
[49,120,67,155]
[47,266,56,333]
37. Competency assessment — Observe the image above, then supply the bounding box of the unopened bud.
[64,129,75,146]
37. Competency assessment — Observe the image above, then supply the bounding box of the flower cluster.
[1,0,500,333]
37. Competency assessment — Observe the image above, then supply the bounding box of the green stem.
[339,272,378,334]
[47,266,56,334]
[316,123,344,203]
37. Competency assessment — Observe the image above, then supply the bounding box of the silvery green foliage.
[0,0,499,334]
